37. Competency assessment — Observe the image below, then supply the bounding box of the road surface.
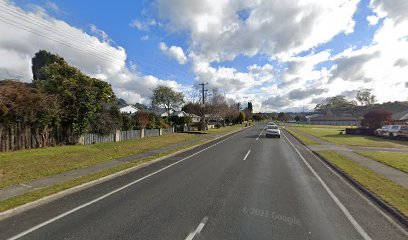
[0,124,407,239]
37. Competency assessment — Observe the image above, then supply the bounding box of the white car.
[266,125,281,138]
[267,122,277,126]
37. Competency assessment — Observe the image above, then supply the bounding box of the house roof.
[309,115,361,121]
[392,110,408,120]
[119,105,138,113]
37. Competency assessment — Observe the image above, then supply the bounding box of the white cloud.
[366,15,379,25]
[129,19,158,31]
[0,1,181,105]
[159,42,188,64]
[156,0,358,62]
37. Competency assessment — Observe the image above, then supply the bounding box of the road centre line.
[185,216,209,240]
[256,126,266,141]
[281,132,372,240]
[243,149,251,161]
[6,131,241,240]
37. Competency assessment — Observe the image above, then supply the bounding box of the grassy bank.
[0,133,197,189]
[357,151,408,174]
[318,151,408,217]
[293,126,408,148]
[284,128,320,145]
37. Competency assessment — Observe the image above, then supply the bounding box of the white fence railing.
[79,128,173,145]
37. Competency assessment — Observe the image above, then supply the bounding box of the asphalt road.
[0,124,407,239]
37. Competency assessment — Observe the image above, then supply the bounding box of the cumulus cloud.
[129,19,158,31]
[330,51,380,82]
[366,15,379,25]
[370,0,408,24]
[394,58,408,67]
[156,0,358,62]
[262,95,290,110]
[159,42,188,64]
[0,1,180,104]
[288,88,327,100]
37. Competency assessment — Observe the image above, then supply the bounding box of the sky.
[0,0,407,112]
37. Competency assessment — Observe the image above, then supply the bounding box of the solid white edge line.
[7,132,238,240]
[281,132,372,240]
[298,133,408,236]
[243,149,251,161]
[185,216,209,240]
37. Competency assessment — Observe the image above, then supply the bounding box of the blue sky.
[1,0,407,111]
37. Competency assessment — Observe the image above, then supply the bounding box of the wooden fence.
[0,123,76,152]
[0,126,174,152]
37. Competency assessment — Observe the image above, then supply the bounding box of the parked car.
[266,125,280,138]
[389,125,408,139]
[375,125,392,137]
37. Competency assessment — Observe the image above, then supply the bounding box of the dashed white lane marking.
[256,126,266,141]
[281,132,372,240]
[7,132,240,240]
[185,216,209,240]
[243,149,251,161]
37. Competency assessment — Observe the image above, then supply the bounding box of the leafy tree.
[91,105,121,134]
[356,89,376,106]
[32,50,116,136]
[120,113,133,130]
[277,112,288,121]
[134,111,149,129]
[32,50,64,83]
[361,110,392,129]
[247,102,253,111]
[238,112,245,123]
[294,115,301,122]
[314,95,357,115]
[253,113,265,121]
[151,85,184,120]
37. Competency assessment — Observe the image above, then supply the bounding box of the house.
[187,113,201,123]
[392,110,408,124]
[120,105,139,114]
[171,110,188,117]
[151,108,174,117]
[307,115,361,126]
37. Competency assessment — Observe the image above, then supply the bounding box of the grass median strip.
[0,133,198,189]
[318,150,408,218]
[356,151,408,174]
[285,128,319,145]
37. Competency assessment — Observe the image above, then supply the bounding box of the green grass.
[294,126,408,148]
[285,128,320,145]
[357,151,408,174]
[0,138,212,212]
[0,133,198,189]
[318,151,408,218]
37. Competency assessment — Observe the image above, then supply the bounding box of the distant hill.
[353,101,408,116]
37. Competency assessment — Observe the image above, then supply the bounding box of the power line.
[0,4,193,81]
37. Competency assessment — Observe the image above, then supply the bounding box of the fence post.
[140,128,145,138]
[78,135,85,145]
[159,128,163,136]
[115,130,121,142]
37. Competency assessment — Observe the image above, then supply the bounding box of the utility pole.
[199,83,208,105]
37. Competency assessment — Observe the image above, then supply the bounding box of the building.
[187,113,201,123]
[307,115,361,126]
[119,105,139,114]
[151,108,174,117]
[392,110,408,124]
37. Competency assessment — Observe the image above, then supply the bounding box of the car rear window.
[401,126,408,131]
[268,126,278,129]
[391,126,399,130]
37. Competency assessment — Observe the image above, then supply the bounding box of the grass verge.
[0,126,245,212]
[357,151,408,174]
[318,150,408,218]
[285,128,320,145]
[294,126,408,148]
[0,133,198,189]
